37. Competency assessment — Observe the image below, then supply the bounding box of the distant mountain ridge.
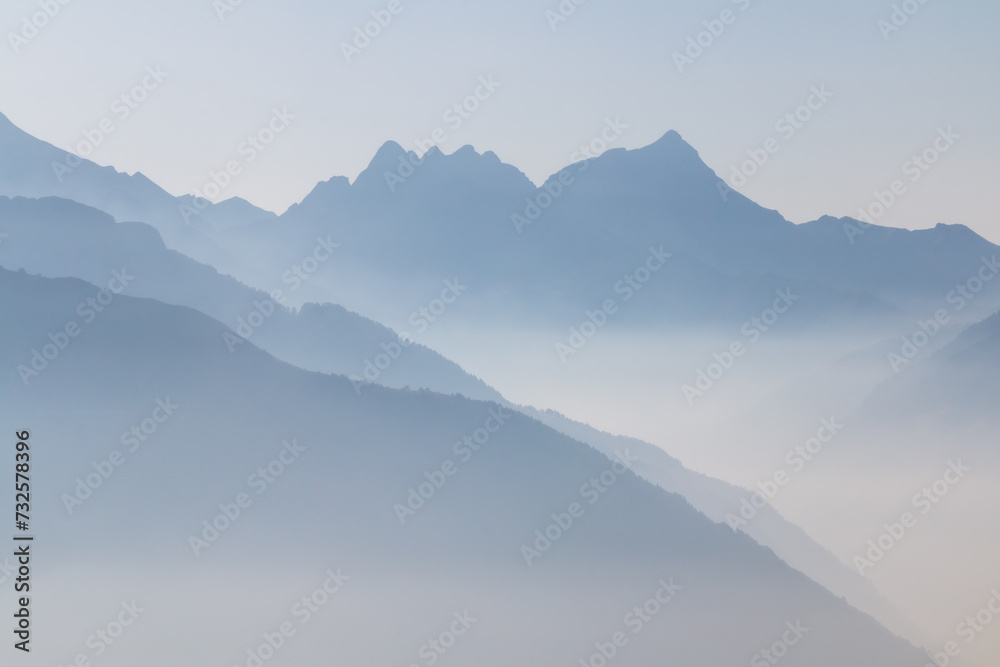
[0,110,273,271]
[222,129,1000,329]
[4,110,996,327]
[0,195,501,401]
[5,109,995,660]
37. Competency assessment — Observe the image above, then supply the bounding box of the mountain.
[513,403,925,645]
[0,191,927,641]
[0,266,926,666]
[211,131,999,329]
[3,112,996,325]
[1,192,926,642]
[858,307,1000,426]
[0,110,273,271]
[4,115,995,658]
[0,195,500,401]
[723,306,1000,656]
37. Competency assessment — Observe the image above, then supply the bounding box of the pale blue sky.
[2,0,998,240]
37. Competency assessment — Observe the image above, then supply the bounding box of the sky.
[2,0,998,240]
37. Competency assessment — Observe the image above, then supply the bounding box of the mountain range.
[2,109,998,664]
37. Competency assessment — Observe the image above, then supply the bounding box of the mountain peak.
[560,128,726,196]
[351,139,534,195]
[652,129,685,144]
[556,129,708,182]
[639,129,703,163]
[351,140,418,190]
[372,139,407,161]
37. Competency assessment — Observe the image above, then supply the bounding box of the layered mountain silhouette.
[216,132,999,328]
[0,195,500,401]
[0,192,922,641]
[6,112,996,331]
[0,111,271,272]
[3,111,998,662]
[0,266,926,666]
